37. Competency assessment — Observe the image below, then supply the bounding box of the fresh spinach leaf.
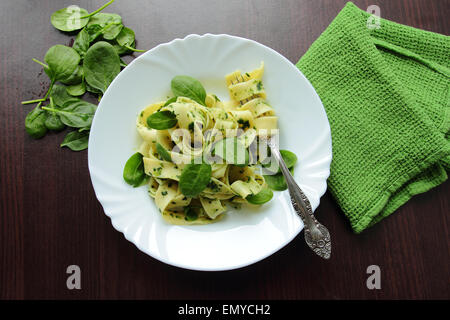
[262,149,298,174]
[156,143,172,162]
[25,106,48,139]
[179,163,212,197]
[213,137,249,166]
[163,97,177,107]
[116,27,146,52]
[146,111,177,130]
[279,150,297,171]
[116,27,134,46]
[72,28,90,58]
[50,0,115,32]
[60,65,83,85]
[111,41,131,56]
[60,130,89,151]
[86,11,121,27]
[123,152,146,187]
[171,75,206,106]
[85,24,104,42]
[50,5,89,32]
[67,81,86,96]
[45,112,65,131]
[264,167,294,191]
[85,82,103,95]
[103,21,123,41]
[246,187,273,205]
[184,206,198,221]
[44,97,65,131]
[51,84,80,107]
[44,45,80,81]
[83,41,120,94]
[87,12,123,40]
[42,100,96,128]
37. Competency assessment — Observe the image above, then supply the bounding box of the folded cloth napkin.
[296,2,450,233]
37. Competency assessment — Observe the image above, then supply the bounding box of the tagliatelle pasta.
[131,62,279,225]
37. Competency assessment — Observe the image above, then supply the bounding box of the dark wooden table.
[1,0,449,300]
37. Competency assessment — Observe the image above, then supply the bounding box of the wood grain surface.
[0,0,449,300]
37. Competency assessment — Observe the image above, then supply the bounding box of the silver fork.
[265,136,331,260]
[232,74,331,259]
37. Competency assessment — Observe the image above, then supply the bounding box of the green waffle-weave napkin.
[296,2,450,233]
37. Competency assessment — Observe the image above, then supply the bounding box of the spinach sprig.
[51,0,115,32]
[22,1,147,151]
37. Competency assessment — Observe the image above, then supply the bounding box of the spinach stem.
[35,79,55,110]
[21,98,46,105]
[80,0,115,19]
[42,80,55,101]
[125,45,146,52]
[32,58,49,69]
[41,107,58,112]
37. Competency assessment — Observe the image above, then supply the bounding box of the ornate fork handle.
[267,140,331,259]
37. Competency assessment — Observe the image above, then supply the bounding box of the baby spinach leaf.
[246,187,273,205]
[87,13,123,40]
[60,130,89,151]
[60,65,83,85]
[44,98,65,131]
[45,112,65,131]
[264,167,294,191]
[171,75,206,106]
[83,41,120,94]
[44,45,80,81]
[116,27,146,52]
[111,41,131,56]
[184,206,198,221]
[85,24,104,42]
[163,97,177,107]
[156,143,172,162]
[87,12,121,27]
[146,111,177,130]
[51,84,80,107]
[116,27,134,47]
[50,0,115,32]
[280,150,297,171]
[103,21,123,40]
[123,152,146,187]
[67,81,86,96]
[72,28,90,58]
[85,82,103,95]
[179,163,212,197]
[213,137,249,166]
[51,5,89,32]
[262,149,298,174]
[42,100,96,128]
[25,106,48,139]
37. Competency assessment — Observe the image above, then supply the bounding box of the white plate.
[88,34,332,271]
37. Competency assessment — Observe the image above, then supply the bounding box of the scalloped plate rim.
[88,33,332,271]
